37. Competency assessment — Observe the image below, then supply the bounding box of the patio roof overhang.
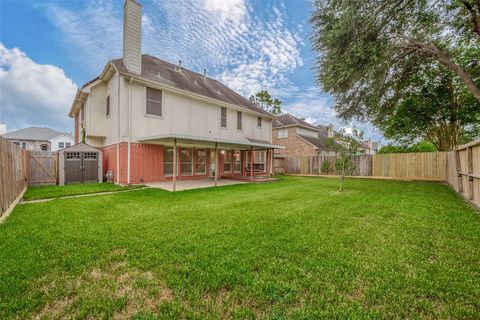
[138,133,284,150]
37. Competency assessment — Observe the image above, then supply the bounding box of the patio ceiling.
[138,133,284,150]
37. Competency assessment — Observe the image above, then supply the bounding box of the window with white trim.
[277,128,288,138]
[237,111,242,130]
[58,142,65,149]
[146,87,162,117]
[223,151,232,173]
[233,151,241,173]
[164,147,174,176]
[65,142,71,148]
[195,149,206,174]
[180,148,193,176]
[220,107,227,128]
[106,95,110,117]
[257,117,262,127]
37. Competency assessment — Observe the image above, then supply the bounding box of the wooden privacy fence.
[285,152,446,180]
[285,154,373,176]
[447,140,480,209]
[0,136,28,220]
[28,151,58,186]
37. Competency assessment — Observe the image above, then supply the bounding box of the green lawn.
[23,182,144,201]
[1,176,479,319]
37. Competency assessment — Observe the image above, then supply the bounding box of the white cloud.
[0,43,77,132]
[43,0,303,97]
[202,0,247,24]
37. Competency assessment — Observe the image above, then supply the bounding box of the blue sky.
[0,0,384,141]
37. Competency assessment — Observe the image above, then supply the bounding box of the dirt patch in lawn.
[35,250,173,319]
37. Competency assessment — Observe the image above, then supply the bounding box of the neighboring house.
[273,114,335,157]
[363,140,381,154]
[2,127,74,152]
[68,0,280,185]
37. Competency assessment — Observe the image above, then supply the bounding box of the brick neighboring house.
[272,114,337,158]
[68,0,281,185]
[1,127,74,152]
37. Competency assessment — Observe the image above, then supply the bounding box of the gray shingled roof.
[2,127,70,141]
[273,114,320,131]
[110,55,272,117]
[297,134,329,149]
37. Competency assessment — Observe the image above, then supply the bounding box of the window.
[146,87,162,117]
[180,148,193,175]
[58,142,65,149]
[21,142,26,149]
[65,142,71,148]
[255,151,265,165]
[233,151,241,173]
[237,111,242,130]
[257,117,262,127]
[106,95,110,117]
[220,107,227,128]
[277,128,288,138]
[223,151,232,173]
[195,149,206,174]
[40,144,48,151]
[164,147,174,176]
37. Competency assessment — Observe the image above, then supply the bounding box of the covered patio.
[138,133,283,191]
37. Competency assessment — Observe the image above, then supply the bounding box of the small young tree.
[326,128,364,191]
[249,90,282,115]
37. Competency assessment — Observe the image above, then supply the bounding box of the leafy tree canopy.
[378,141,437,153]
[249,90,282,115]
[311,0,480,124]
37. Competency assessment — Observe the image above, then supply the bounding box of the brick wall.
[273,127,317,157]
[100,143,243,185]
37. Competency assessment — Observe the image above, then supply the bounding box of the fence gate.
[64,151,99,184]
[29,151,57,186]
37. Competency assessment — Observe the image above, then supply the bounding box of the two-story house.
[272,114,336,157]
[69,0,280,186]
[2,127,74,152]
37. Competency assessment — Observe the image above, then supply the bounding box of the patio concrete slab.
[146,179,245,191]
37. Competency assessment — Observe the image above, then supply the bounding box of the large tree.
[310,0,480,122]
[249,90,282,115]
[380,63,480,150]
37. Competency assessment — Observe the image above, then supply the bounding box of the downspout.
[127,76,133,184]
[116,73,121,184]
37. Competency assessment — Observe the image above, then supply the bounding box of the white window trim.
[145,87,164,119]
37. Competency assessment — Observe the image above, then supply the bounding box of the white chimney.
[0,123,5,135]
[123,0,142,74]
[327,125,334,138]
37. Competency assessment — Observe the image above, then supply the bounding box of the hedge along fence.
[447,140,480,209]
[0,136,29,222]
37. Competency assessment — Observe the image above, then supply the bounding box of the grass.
[1,176,479,319]
[23,182,144,201]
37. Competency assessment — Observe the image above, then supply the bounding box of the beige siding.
[84,77,272,147]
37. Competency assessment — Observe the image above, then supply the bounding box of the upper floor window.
[220,107,227,128]
[257,117,262,127]
[58,142,65,149]
[65,142,71,148]
[106,95,110,117]
[237,111,242,131]
[40,144,48,151]
[146,87,162,117]
[277,128,288,138]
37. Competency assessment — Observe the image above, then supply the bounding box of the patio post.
[250,146,254,181]
[173,138,177,192]
[214,142,218,186]
[269,149,274,177]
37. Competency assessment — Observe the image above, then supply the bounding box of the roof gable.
[273,114,320,131]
